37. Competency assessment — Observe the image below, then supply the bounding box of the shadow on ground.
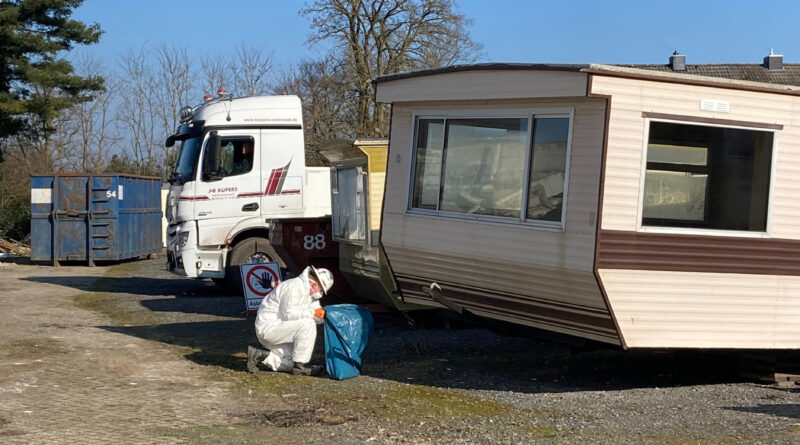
[99,310,749,394]
[100,319,259,372]
[725,403,800,419]
[26,275,237,297]
[0,256,31,265]
[360,312,747,393]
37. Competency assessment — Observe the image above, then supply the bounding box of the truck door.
[195,129,261,246]
[260,128,305,217]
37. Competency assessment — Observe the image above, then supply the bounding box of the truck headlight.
[178,231,190,247]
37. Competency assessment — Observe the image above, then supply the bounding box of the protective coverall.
[253,267,324,372]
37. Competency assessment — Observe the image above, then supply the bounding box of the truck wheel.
[227,237,280,293]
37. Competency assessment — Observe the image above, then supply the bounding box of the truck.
[164,92,335,291]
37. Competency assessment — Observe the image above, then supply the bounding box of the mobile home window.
[332,166,367,242]
[642,121,773,231]
[410,114,571,225]
[528,118,570,221]
[411,119,444,210]
[440,118,528,218]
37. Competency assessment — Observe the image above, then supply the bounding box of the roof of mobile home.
[374,60,800,96]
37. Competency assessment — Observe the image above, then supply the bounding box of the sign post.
[240,262,282,311]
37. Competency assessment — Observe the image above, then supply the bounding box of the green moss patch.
[147,424,274,444]
[332,381,510,420]
[72,288,155,327]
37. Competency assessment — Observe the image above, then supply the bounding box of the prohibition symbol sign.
[244,264,280,297]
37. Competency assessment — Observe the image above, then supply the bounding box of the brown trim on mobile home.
[641,112,784,130]
[587,77,628,349]
[597,230,800,276]
[394,273,621,344]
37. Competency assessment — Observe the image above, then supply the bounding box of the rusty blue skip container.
[30,174,162,266]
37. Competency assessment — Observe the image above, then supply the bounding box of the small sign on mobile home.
[240,262,282,311]
[700,99,730,112]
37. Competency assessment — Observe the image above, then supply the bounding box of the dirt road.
[0,260,247,443]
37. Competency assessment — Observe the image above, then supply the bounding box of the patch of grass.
[72,288,155,326]
[103,259,150,278]
[72,260,180,327]
[525,425,558,438]
[236,371,298,393]
[238,371,524,421]
[355,381,510,420]
[220,351,567,436]
[1,337,67,359]
[642,433,737,445]
[72,263,161,327]
[147,424,274,444]
[229,371,565,440]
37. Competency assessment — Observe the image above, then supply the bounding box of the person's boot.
[292,362,313,376]
[247,346,269,373]
[292,362,324,376]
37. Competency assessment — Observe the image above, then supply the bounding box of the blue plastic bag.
[324,304,374,380]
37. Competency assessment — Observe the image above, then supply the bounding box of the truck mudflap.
[270,218,366,306]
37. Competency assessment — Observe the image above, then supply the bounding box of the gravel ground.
[1,257,799,444]
[363,322,800,444]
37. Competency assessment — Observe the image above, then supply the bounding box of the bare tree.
[302,0,482,136]
[117,49,160,176]
[55,55,119,172]
[48,111,73,172]
[200,52,231,97]
[153,44,196,178]
[229,43,273,97]
[273,54,354,165]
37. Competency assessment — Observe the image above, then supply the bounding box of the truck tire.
[226,237,281,293]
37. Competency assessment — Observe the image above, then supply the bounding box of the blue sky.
[72,0,799,68]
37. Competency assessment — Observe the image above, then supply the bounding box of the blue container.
[30,174,162,266]
[324,304,374,380]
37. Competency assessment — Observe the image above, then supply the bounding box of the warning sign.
[240,262,282,311]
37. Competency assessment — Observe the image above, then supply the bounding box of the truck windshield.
[172,136,202,184]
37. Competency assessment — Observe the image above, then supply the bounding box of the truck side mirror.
[202,132,221,181]
[165,135,175,147]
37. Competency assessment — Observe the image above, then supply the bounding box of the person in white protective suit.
[247,265,334,376]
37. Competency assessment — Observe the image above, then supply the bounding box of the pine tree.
[0,0,103,163]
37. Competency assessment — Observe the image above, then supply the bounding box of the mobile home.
[374,53,800,349]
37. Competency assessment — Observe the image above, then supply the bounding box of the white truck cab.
[165,93,331,288]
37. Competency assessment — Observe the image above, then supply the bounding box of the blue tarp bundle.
[323,304,374,380]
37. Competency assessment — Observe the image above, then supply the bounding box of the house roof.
[622,64,800,87]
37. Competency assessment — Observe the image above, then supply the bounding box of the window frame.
[406,108,574,231]
[636,117,778,238]
[200,135,256,182]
